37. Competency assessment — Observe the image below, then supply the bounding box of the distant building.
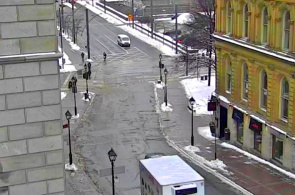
[214,0,295,170]
[0,0,64,194]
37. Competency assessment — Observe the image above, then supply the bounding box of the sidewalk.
[157,77,295,195]
[59,34,102,195]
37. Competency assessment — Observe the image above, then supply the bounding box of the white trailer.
[139,155,205,195]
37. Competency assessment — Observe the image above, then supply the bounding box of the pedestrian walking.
[81,52,85,63]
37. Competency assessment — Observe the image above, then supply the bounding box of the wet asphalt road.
[63,4,241,195]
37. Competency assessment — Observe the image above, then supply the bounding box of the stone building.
[214,0,295,170]
[0,0,64,194]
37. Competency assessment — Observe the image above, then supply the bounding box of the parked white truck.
[139,155,205,195]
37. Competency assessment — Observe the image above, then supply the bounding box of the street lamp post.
[164,68,168,106]
[189,97,195,146]
[84,64,89,100]
[210,121,217,160]
[71,0,76,43]
[71,76,78,116]
[108,148,117,195]
[159,54,163,82]
[65,110,73,165]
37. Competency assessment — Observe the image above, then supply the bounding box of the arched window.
[262,7,268,44]
[244,4,249,38]
[281,78,289,120]
[226,1,232,34]
[282,11,291,50]
[242,63,248,99]
[260,70,267,109]
[226,57,232,92]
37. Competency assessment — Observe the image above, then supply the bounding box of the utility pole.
[175,4,178,54]
[86,9,90,59]
[132,0,134,28]
[150,0,153,38]
[72,0,76,43]
[186,46,188,76]
[59,7,64,69]
[208,22,212,86]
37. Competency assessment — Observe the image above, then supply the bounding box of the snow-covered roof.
[140,155,204,186]
[213,34,295,64]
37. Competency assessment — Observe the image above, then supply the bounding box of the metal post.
[215,127,217,160]
[150,0,153,38]
[73,86,77,116]
[71,0,76,43]
[59,7,64,69]
[92,0,94,6]
[68,119,73,165]
[186,46,188,76]
[159,61,162,82]
[111,161,115,195]
[191,106,194,146]
[165,74,167,106]
[86,9,90,59]
[132,0,134,28]
[208,24,212,86]
[175,4,178,54]
[104,0,106,13]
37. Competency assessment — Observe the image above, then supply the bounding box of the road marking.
[90,34,114,54]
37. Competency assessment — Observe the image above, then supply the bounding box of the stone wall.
[0,0,64,194]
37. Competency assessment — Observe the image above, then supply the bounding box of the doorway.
[219,106,227,138]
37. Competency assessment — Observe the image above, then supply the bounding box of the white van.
[139,155,205,195]
[117,34,131,47]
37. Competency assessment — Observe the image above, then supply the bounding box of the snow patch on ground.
[184,145,200,153]
[71,113,80,119]
[221,142,295,179]
[181,77,215,116]
[204,159,233,176]
[198,126,217,141]
[80,91,95,102]
[161,103,173,112]
[61,92,67,100]
[65,163,78,171]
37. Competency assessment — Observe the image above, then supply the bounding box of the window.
[260,70,267,109]
[242,63,248,100]
[272,135,283,161]
[281,78,289,120]
[237,122,243,143]
[282,11,291,50]
[226,1,232,34]
[254,131,262,152]
[244,4,249,38]
[226,57,232,92]
[262,7,268,44]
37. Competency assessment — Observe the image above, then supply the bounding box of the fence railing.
[94,1,187,54]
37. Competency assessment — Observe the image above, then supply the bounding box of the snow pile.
[170,13,195,25]
[204,159,233,176]
[221,142,295,179]
[65,163,78,171]
[197,126,217,141]
[71,113,80,119]
[63,2,77,9]
[58,47,77,73]
[184,145,200,153]
[161,103,173,112]
[69,42,80,51]
[61,92,67,100]
[155,81,164,89]
[80,91,95,102]
[181,77,215,116]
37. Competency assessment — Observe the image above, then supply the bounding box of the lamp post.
[83,64,89,100]
[189,97,195,146]
[210,121,217,160]
[108,148,117,195]
[65,110,73,165]
[71,76,78,116]
[164,68,168,106]
[159,54,164,82]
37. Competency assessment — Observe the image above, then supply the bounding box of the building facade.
[0,0,65,194]
[214,0,295,170]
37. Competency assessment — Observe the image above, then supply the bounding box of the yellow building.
[213,0,295,170]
